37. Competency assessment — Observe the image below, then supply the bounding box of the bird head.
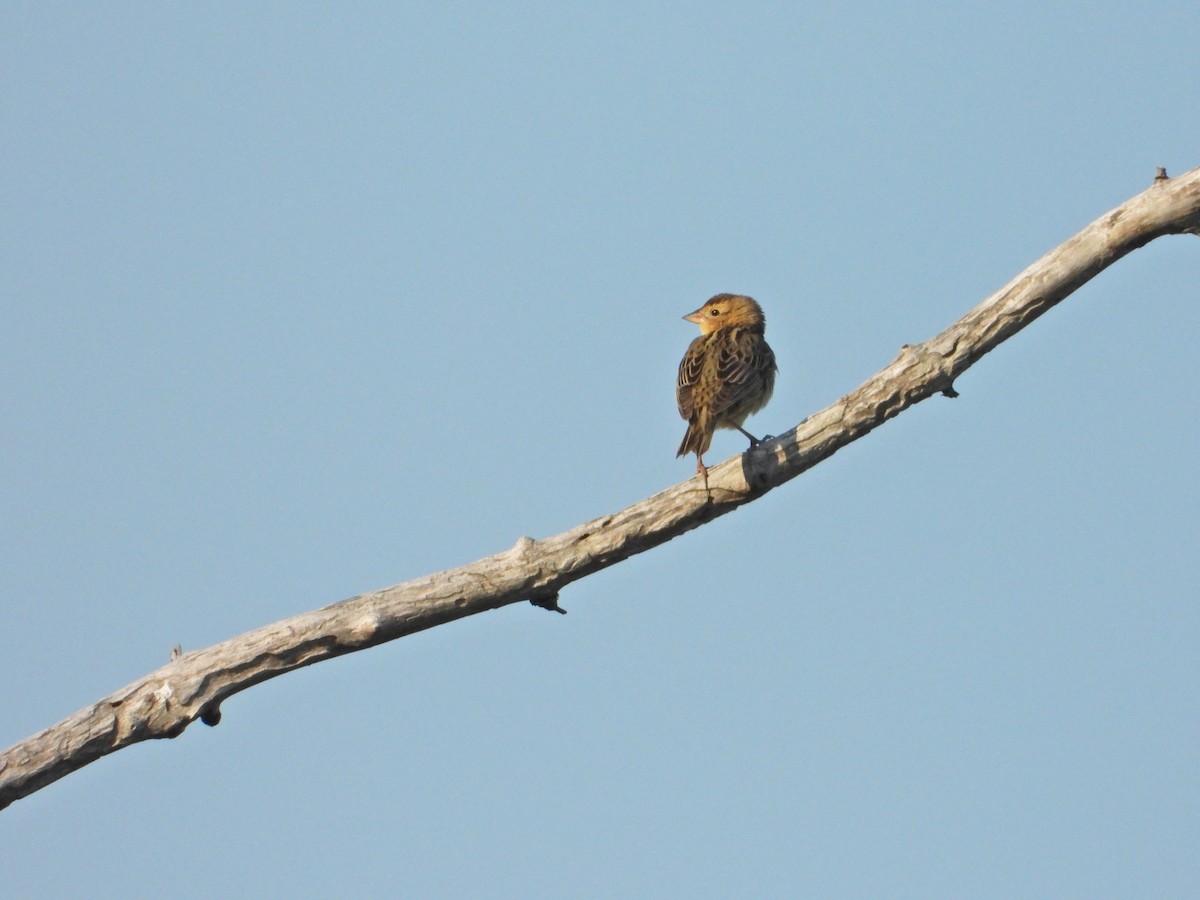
[683,294,766,335]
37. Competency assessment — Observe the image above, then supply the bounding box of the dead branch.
[3,167,1198,811]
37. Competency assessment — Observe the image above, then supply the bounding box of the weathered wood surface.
[3,167,1197,811]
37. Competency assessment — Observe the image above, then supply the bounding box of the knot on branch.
[511,536,537,556]
[529,591,566,614]
[898,343,959,398]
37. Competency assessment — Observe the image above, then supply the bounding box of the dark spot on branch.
[529,592,567,614]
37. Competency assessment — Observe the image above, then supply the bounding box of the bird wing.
[675,334,708,420]
[710,328,777,419]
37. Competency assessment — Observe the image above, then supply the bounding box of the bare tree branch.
[3,167,1198,811]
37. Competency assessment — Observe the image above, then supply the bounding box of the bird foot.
[736,425,767,446]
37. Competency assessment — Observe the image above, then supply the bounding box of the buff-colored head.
[683,293,766,335]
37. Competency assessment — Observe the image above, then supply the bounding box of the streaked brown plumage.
[676,293,777,484]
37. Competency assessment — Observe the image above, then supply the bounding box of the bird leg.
[695,454,710,492]
[735,426,763,446]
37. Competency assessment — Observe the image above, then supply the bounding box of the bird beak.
[683,308,705,324]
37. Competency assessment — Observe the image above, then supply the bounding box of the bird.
[676,293,777,486]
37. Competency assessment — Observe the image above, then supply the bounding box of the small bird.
[676,293,778,486]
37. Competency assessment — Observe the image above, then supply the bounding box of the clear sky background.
[3,4,1198,897]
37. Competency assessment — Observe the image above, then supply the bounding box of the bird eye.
[709,308,721,316]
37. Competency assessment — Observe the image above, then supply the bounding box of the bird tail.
[677,415,711,458]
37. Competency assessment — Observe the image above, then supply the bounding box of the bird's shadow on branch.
[736,426,803,496]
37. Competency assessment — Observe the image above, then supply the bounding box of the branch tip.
[200,705,222,727]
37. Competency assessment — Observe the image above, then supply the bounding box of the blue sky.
[2,4,1198,897]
